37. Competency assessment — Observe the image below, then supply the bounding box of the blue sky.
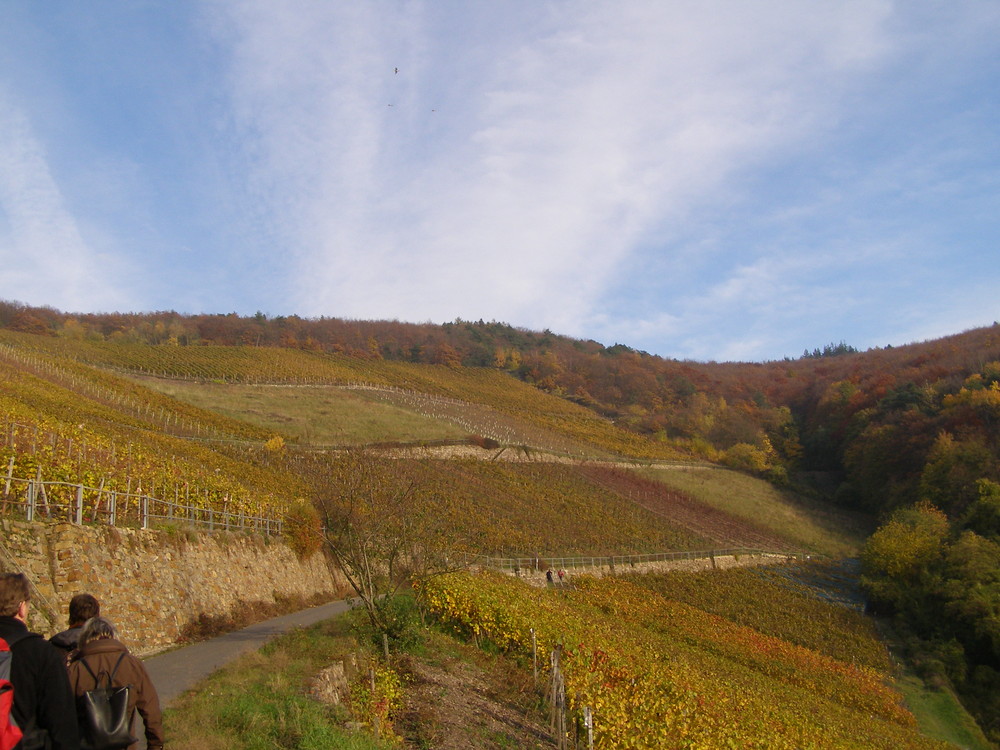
[1,2,998,362]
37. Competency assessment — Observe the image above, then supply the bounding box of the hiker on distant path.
[546,570,553,586]
[68,617,164,750]
[557,569,565,584]
[50,592,100,663]
[0,572,80,750]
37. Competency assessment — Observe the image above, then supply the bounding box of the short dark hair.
[68,593,100,626]
[0,573,31,618]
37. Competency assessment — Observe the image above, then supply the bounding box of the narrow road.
[135,598,355,747]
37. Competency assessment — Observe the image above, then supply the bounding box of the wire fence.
[0,474,283,536]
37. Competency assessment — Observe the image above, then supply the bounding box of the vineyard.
[0,343,304,521]
[0,330,687,460]
[0,330,837,556]
[627,562,890,672]
[287,455,714,558]
[576,465,794,551]
[418,569,948,749]
[0,328,863,566]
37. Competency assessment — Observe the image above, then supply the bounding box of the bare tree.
[303,449,464,638]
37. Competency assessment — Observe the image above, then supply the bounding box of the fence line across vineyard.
[0,474,283,536]
[465,547,808,573]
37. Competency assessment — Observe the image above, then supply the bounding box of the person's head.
[68,593,100,627]
[78,616,118,648]
[0,573,30,620]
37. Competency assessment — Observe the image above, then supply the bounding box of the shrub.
[283,498,323,559]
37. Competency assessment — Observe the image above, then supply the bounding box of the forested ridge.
[4,299,1000,742]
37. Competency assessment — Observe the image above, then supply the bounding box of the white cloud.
[0,87,135,312]
[0,0,994,361]
[204,0,901,335]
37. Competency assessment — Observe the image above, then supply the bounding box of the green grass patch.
[163,617,394,750]
[136,379,467,446]
[895,671,994,750]
[641,466,871,557]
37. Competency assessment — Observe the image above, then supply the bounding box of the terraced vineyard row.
[418,570,946,749]
[0,342,269,442]
[577,465,794,550]
[301,456,708,557]
[629,562,890,672]
[0,348,301,518]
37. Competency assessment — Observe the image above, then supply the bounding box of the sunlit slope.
[639,466,870,557]
[132,379,471,447]
[0,332,685,459]
[0,337,728,553]
[1,330,837,557]
[0,340,303,516]
[420,569,948,749]
[399,459,709,556]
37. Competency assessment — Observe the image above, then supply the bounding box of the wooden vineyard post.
[91,478,105,523]
[370,666,381,738]
[36,473,50,519]
[531,628,538,685]
[547,644,567,750]
[3,455,13,514]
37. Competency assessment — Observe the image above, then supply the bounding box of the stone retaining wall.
[0,519,345,656]
[505,551,794,587]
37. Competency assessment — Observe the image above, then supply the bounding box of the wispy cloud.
[0,87,135,312]
[208,1,898,339]
[1,1,997,360]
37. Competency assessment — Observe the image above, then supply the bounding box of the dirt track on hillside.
[375,442,713,470]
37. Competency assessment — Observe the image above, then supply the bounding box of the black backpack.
[77,653,136,750]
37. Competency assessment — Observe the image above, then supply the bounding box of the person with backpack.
[50,594,100,662]
[67,617,163,750]
[0,572,80,750]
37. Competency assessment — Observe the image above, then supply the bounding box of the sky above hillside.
[1,2,998,362]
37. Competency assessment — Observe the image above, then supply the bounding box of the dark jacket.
[49,626,83,654]
[0,615,80,750]
[67,638,163,750]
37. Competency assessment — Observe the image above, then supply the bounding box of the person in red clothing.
[0,572,80,750]
[67,616,163,750]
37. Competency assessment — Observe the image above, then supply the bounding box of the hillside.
[4,303,999,744]
[0,326,841,559]
[5,302,1000,516]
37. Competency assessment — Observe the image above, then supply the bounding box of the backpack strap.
[107,652,127,682]
[80,656,100,687]
[80,651,128,689]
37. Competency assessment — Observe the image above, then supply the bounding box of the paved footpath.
[136,598,355,747]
